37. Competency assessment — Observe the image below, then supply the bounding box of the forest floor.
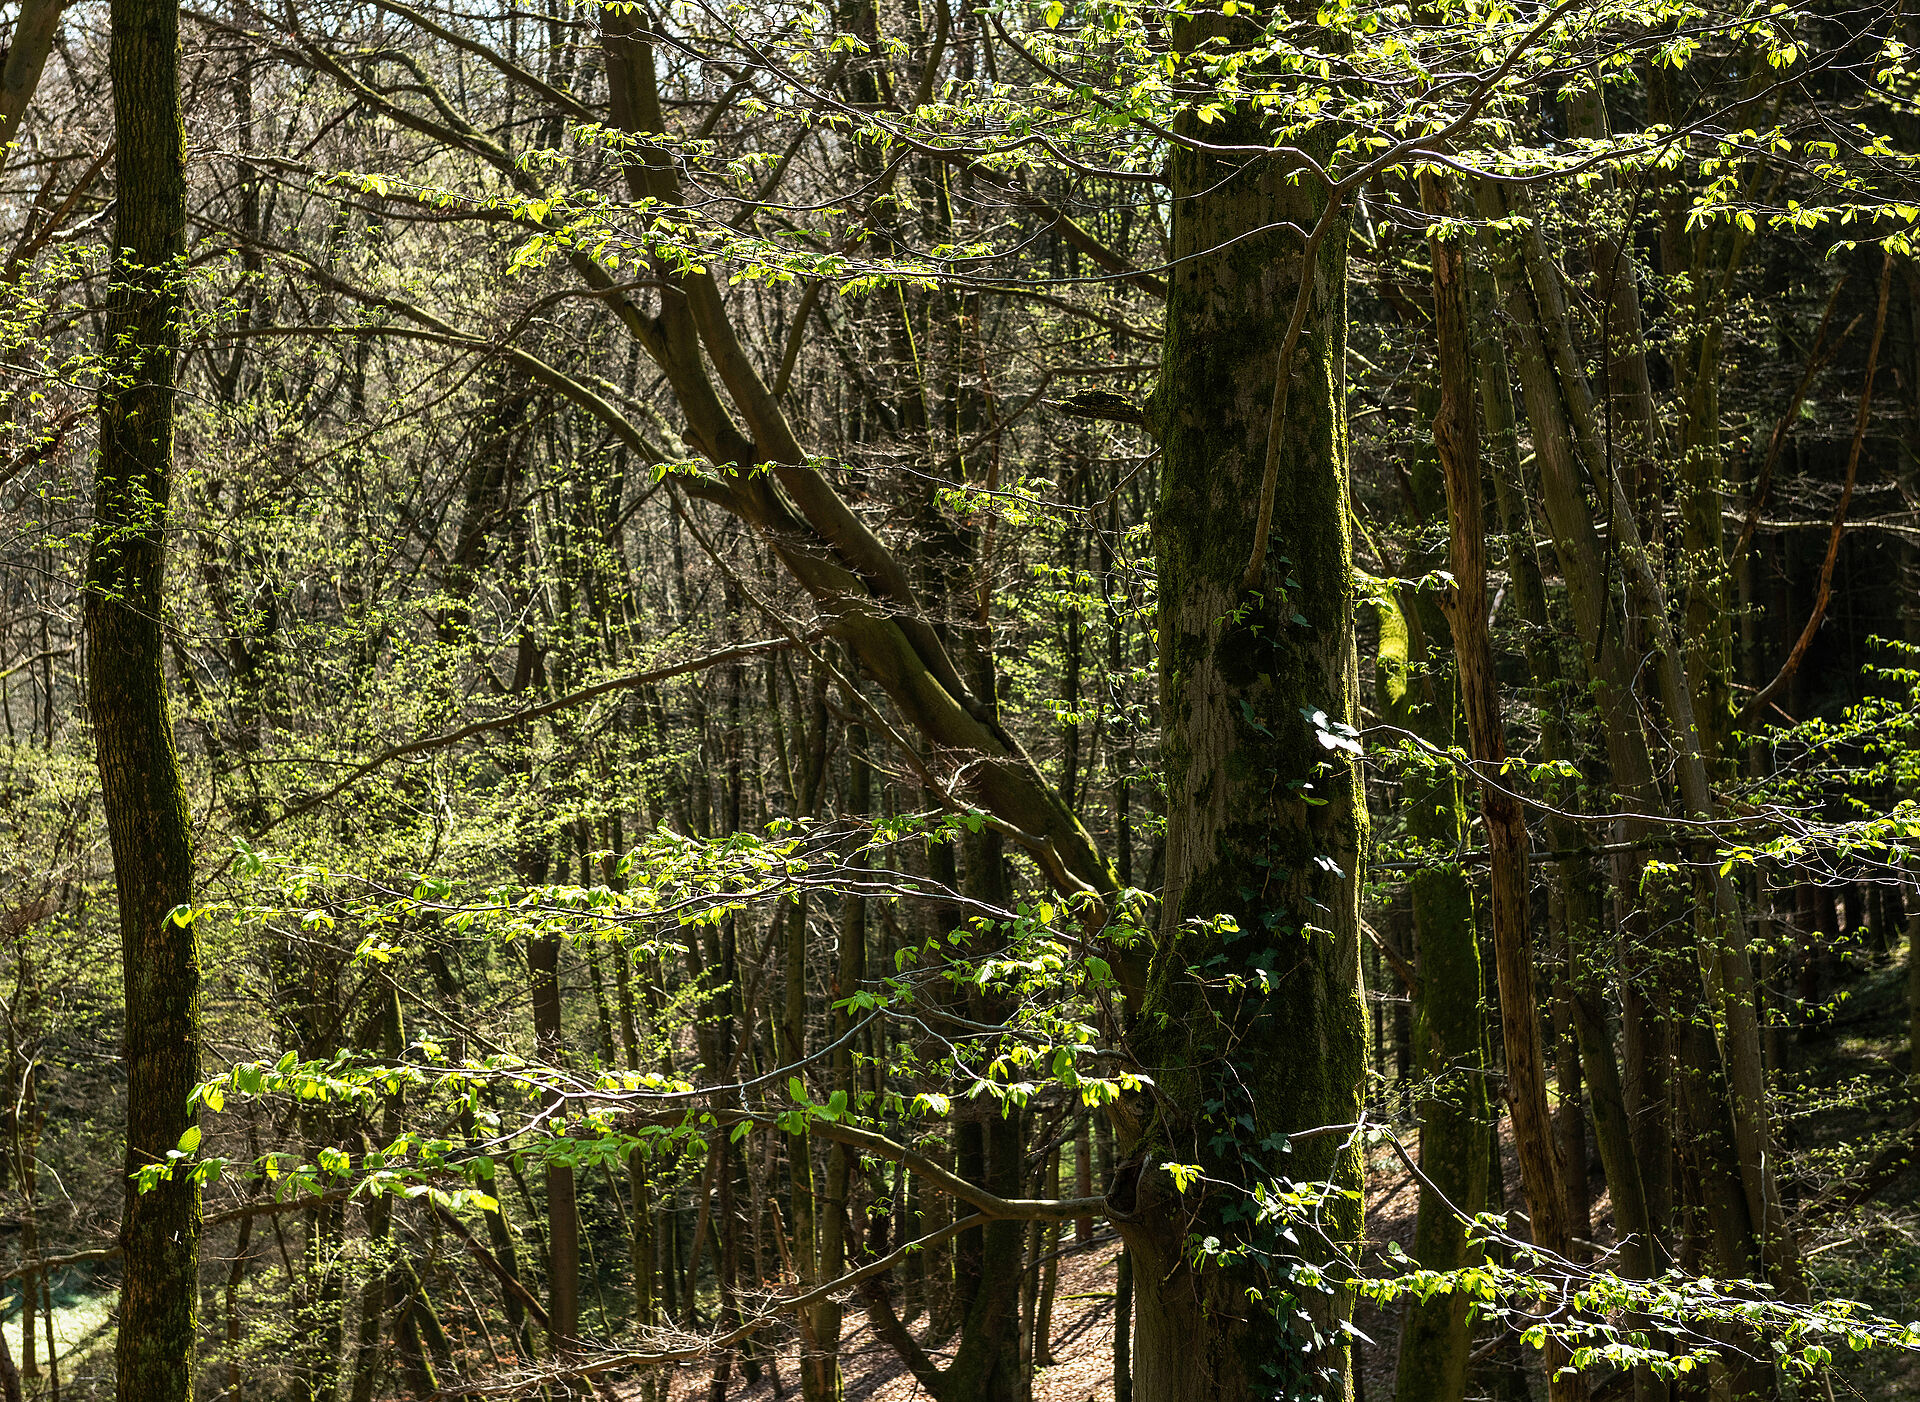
[648,930,1920,1402]
[12,951,1920,1402]
[0,1276,115,1389]
[646,1157,1531,1402]
[658,1239,1129,1401]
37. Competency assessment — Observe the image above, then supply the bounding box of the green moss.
[1123,81,1368,1402]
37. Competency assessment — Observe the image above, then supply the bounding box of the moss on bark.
[1118,66,1367,1402]
[92,0,200,1397]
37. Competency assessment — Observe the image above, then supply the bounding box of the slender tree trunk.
[809,724,870,1402]
[1372,489,1489,1402]
[91,0,201,1394]
[347,991,405,1402]
[1910,906,1920,1088]
[528,933,582,1348]
[1475,286,1665,1302]
[1425,175,1585,1402]
[0,1321,18,1402]
[1034,1149,1062,1367]
[1478,178,1793,1397]
[1074,1115,1094,1247]
[224,1209,253,1402]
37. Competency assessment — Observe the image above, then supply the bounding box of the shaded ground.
[658,1240,1125,1401]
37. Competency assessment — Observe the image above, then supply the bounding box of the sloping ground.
[1779,933,1920,1401]
[1,1277,116,1389]
[646,1154,1504,1402]
[657,1242,1125,1401]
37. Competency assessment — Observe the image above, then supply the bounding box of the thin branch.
[1732,274,1856,563]
[1739,251,1895,729]
[258,638,806,836]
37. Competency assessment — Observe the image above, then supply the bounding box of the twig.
[1740,251,1895,728]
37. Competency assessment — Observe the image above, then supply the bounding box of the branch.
[445,1211,986,1393]
[369,0,597,126]
[1792,1119,1920,1234]
[258,637,805,836]
[1363,921,1415,992]
[1244,196,1345,589]
[1054,390,1146,427]
[0,1191,355,1283]
[433,1203,554,1333]
[1739,251,1894,729]
[1731,274,1855,564]
[793,1116,1109,1221]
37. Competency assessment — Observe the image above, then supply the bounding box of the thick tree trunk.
[1119,56,1366,1400]
[91,0,201,1395]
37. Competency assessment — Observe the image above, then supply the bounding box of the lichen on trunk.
[1116,65,1367,1402]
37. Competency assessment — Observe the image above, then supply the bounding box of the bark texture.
[1117,63,1367,1402]
[92,0,201,1396]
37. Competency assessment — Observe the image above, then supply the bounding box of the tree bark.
[1425,177,1584,1402]
[91,0,201,1394]
[1118,43,1367,1398]
[528,933,581,1348]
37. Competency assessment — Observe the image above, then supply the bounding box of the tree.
[1114,15,1368,1396]
[88,0,200,1394]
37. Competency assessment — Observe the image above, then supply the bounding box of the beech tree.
[88,0,200,1396]
[7,1,1920,1402]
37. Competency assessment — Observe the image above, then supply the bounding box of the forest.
[6,0,1920,1398]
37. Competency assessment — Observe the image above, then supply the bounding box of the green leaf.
[177,1124,202,1154]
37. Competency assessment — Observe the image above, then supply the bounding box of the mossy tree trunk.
[91,0,200,1396]
[1373,507,1490,1402]
[1117,59,1367,1402]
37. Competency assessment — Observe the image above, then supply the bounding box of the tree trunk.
[1474,280,1665,1300]
[1120,47,1367,1399]
[528,933,581,1348]
[1371,498,1489,1402]
[0,0,64,154]
[1426,175,1585,1402]
[595,6,1111,896]
[809,724,870,1402]
[91,0,201,1394]
[1477,177,1795,1396]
